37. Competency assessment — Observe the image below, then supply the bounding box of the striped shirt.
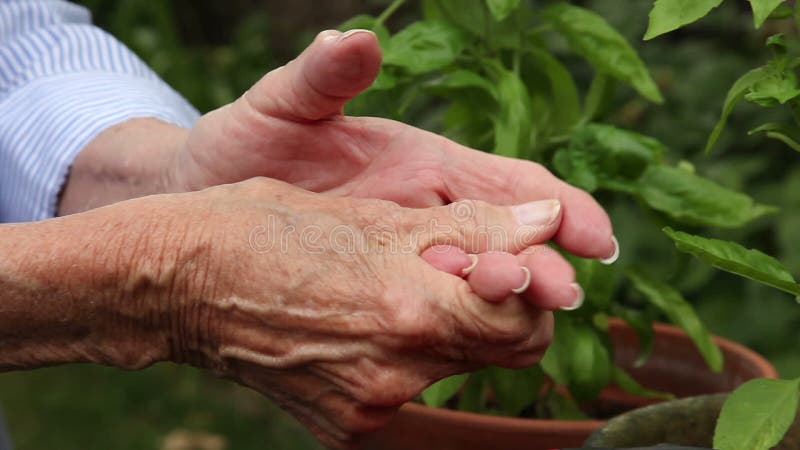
[0,0,200,223]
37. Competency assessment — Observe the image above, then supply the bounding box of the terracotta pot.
[363,318,778,450]
[584,393,800,449]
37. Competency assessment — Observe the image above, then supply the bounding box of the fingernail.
[511,267,531,294]
[266,66,284,76]
[560,283,584,311]
[337,29,375,42]
[512,200,561,227]
[462,254,479,276]
[600,235,619,265]
[321,30,341,42]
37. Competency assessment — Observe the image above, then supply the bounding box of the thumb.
[406,199,563,255]
[242,29,382,121]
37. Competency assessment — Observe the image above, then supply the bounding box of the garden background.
[1,0,799,448]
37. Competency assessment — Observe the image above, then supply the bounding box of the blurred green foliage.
[0,364,321,450]
[1,0,799,448]
[77,0,277,112]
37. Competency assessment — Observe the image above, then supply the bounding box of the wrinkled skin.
[161,30,615,448]
[51,28,617,450]
[181,178,554,449]
[174,30,616,261]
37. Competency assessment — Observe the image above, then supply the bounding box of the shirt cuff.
[0,71,200,223]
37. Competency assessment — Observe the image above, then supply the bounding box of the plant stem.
[375,0,406,28]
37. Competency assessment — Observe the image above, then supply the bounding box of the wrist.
[0,194,214,370]
[58,118,190,216]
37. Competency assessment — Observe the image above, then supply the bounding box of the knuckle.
[236,176,290,200]
[378,289,441,345]
[454,300,553,367]
[415,167,446,194]
[240,175,272,191]
[447,199,510,252]
[458,301,529,345]
[354,369,425,407]
[351,199,404,240]
[515,310,553,351]
[504,312,553,367]
[450,199,486,228]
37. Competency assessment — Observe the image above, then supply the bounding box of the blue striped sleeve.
[0,0,201,223]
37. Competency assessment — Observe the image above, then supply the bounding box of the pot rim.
[399,318,778,427]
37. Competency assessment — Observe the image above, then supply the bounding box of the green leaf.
[421,373,468,408]
[553,124,664,193]
[626,267,723,372]
[750,0,786,28]
[428,0,487,36]
[744,63,800,106]
[612,366,675,400]
[457,369,489,412]
[644,0,723,40]
[663,228,800,297]
[568,323,612,401]
[583,73,617,123]
[540,347,566,386]
[766,33,787,51]
[490,66,534,157]
[488,365,544,416]
[371,68,399,91]
[424,69,497,101]
[564,254,617,311]
[706,67,768,153]
[442,101,494,149]
[486,0,520,22]
[544,390,589,420]
[428,0,522,48]
[768,4,794,20]
[383,21,467,75]
[636,165,777,228]
[425,70,498,139]
[611,304,656,367]
[714,377,800,450]
[543,2,662,103]
[525,47,581,132]
[544,314,612,401]
[749,122,800,152]
[421,0,443,21]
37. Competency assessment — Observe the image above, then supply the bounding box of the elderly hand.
[59,29,616,310]
[172,29,617,261]
[58,27,612,324]
[9,177,564,448]
[183,178,566,448]
[46,28,618,448]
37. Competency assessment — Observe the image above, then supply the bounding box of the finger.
[442,148,617,261]
[516,245,583,311]
[419,244,475,276]
[404,198,563,254]
[243,29,382,121]
[420,247,530,302]
[416,263,553,365]
[464,252,529,303]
